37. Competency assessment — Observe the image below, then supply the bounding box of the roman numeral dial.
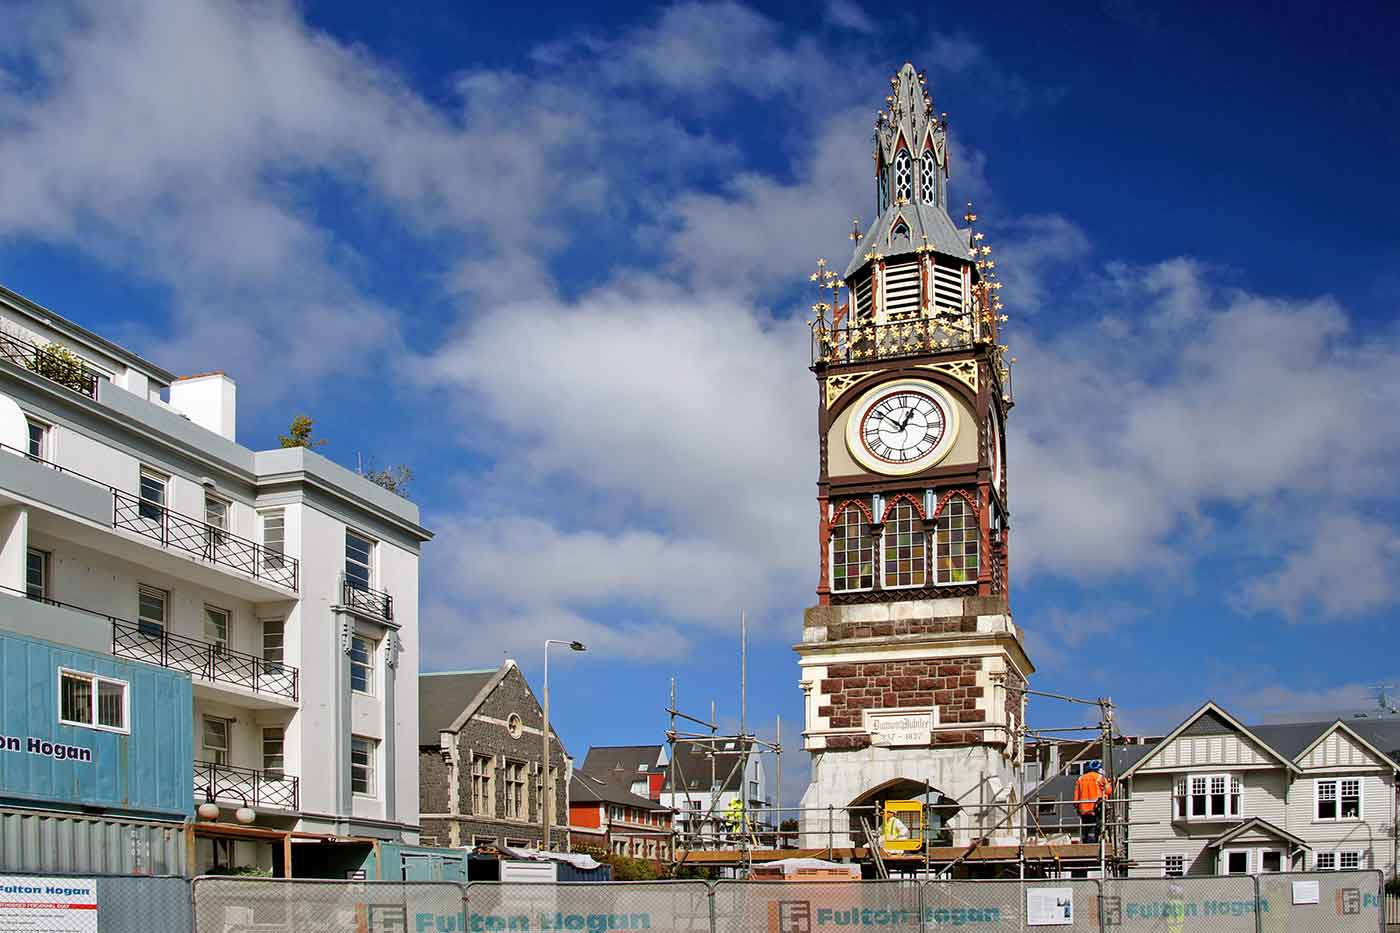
[845,379,959,476]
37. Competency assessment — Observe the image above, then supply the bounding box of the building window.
[882,500,926,588]
[260,510,286,569]
[1174,773,1242,820]
[920,150,937,205]
[1316,852,1336,871]
[891,219,910,240]
[137,585,167,637]
[204,605,229,651]
[1260,850,1282,873]
[262,620,285,667]
[25,419,47,459]
[506,713,523,739]
[1163,854,1185,878]
[935,496,979,585]
[892,148,912,202]
[1339,850,1362,871]
[830,506,874,592]
[138,469,167,522]
[351,735,377,795]
[504,760,527,819]
[472,755,495,817]
[345,529,374,590]
[1224,850,1249,874]
[59,669,127,732]
[473,836,497,848]
[350,635,376,695]
[1316,778,1361,820]
[878,164,889,213]
[25,548,48,600]
[202,716,229,765]
[263,726,285,777]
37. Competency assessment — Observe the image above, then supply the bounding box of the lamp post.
[542,639,586,850]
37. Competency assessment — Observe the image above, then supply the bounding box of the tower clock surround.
[795,61,1031,852]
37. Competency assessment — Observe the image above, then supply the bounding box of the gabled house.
[418,662,571,851]
[569,770,673,861]
[661,739,771,849]
[1120,702,1400,878]
[579,745,668,802]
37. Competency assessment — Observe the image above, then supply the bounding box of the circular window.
[507,714,523,739]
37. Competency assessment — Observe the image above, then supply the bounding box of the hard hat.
[1087,760,1103,772]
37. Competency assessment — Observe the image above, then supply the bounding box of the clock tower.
[796,63,1032,849]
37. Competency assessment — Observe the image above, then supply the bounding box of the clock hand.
[897,408,916,431]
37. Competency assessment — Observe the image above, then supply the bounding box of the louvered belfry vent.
[883,261,921,320]
[932,261,964,311]
[853,273,874,322]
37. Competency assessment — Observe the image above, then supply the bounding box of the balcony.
[195,761,299,812]
[112,489,299,591]
[341,576,393,622]
[0,330,99,399]
[112,619,298,701]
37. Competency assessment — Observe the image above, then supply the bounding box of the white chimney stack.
[169,372,237,442]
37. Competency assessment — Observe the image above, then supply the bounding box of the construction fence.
[187,873,1384,932]
[0,871,1383,931]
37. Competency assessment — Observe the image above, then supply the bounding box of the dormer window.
[920,150,937,205]
[892,219,910,241]
[893,149,912,203]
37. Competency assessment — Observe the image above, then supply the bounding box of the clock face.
[845,379,959,476]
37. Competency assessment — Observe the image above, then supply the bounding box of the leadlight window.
[934,497,979,585]
[351,735,377,795]
[260,509,285,570]
[893,149,912,202]
[263,726,285,777]
[350,635,376,695]
[882,501,926,588]
[25,548,47,600]
[1316,778,1361,820]
[920,150,937,205]
[59,670,127,732]
[830,507,874,592]
[345,529,373,590]
[504,760,527,819]
[472,755,495,816]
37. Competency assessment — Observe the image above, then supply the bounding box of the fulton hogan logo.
[0,734,92,762]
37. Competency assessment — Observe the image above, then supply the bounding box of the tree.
[361,463,413,499]
[279,415,327,449]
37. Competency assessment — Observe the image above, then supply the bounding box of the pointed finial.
[850,218,862,242]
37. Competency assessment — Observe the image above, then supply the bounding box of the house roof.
[1252,719,1400,768]
[662,740,754,793]
[570,771,670,811]
[1206,818,1310,851]
[1119,702,1302,779]
[580,745,666,779]
[417,668,500,745]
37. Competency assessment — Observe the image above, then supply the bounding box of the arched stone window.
[920,150,937,205]
[934,495,979,585]
[830,504,875,592]
[893,149,913,203]
[882,499,926,588]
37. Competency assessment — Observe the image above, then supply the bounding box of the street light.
[542,639,587,850]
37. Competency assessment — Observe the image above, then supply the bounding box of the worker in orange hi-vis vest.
[1074,763,1113,844]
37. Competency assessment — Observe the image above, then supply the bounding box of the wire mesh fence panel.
[0,872,190,933]
[1255,870,1384,932]
[1099,875,1260,931]
[466,880,714,932]
[192,877,465,933]
[923,878,1103,932]
[712,879,924,933]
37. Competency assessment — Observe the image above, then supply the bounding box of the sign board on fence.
[1292,880,1319,905]
[0,875,98,932]
[1026,887,1074,926]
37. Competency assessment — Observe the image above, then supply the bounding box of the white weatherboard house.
[1121,702,1400,878]
[0,283,431,875]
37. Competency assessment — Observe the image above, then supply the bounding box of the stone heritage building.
[796,63,1031,847]
[418,661,571,849]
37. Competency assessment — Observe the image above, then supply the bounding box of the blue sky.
[2,0,1398,806]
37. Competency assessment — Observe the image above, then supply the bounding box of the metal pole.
[776,714,782,848]
[542,641,551,849]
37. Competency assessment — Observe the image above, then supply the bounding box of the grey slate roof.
[580,745,665,779]
[570,771,670,811]
[1252,718,1400,763]
[844,201,971,279]
[418,669,497,745]
[662,741,753,793]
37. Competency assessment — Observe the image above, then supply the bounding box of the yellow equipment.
[882,800,924,852]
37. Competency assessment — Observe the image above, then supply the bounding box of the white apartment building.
[0,283,431,875]
[661,741,773,849]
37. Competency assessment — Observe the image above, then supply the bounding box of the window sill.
[1311,818,1363,824]
[59,720,129,736]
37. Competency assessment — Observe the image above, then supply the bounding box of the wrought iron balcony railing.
[341,576,393,621]
[112,489,299,591]
[0,330,99,399]
[195,760,299,811]
[811,315,983,366]
[112,619,298,701]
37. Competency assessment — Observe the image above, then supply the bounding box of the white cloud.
[824,0,877,34]
[1241,513,1400,621]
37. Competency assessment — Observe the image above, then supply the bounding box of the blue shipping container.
[0,631,192,818]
